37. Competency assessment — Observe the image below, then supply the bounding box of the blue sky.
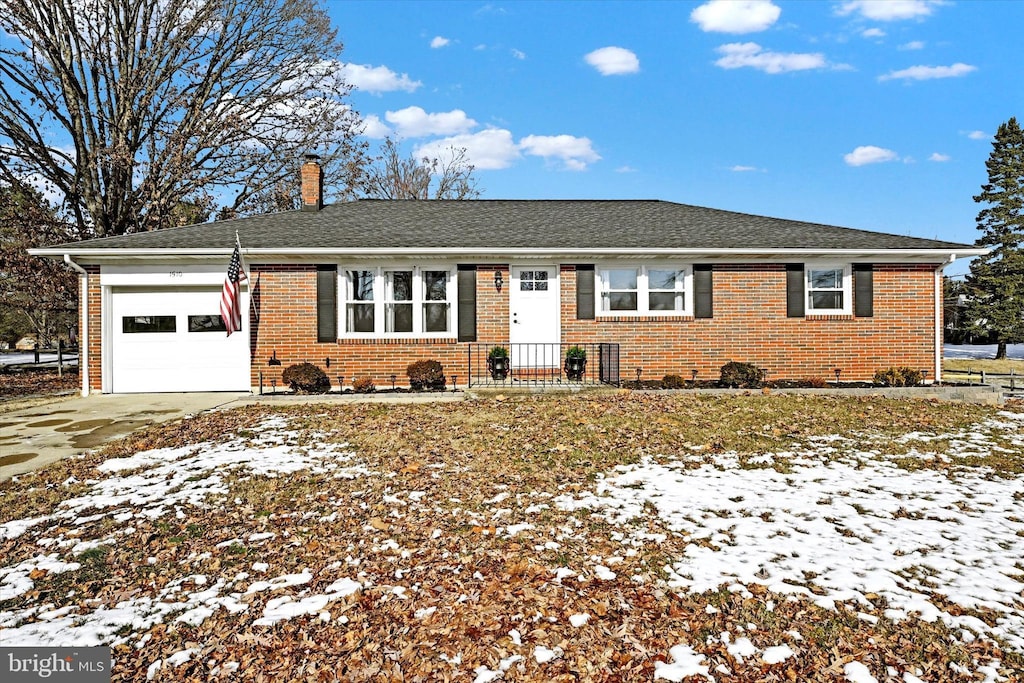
[329,0,1023,275]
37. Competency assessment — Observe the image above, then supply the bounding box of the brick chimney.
[300,153,323,211]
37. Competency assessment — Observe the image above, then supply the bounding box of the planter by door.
[565,356,587,381]
[488,356,510,381]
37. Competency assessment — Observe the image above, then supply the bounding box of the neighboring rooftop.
[37,199,973,252]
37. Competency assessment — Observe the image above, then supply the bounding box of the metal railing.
[467,342,620,388]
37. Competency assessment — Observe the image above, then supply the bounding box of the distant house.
[31,156,984,395]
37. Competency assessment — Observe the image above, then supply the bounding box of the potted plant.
[564,345,587,381]
[487,345,510,381]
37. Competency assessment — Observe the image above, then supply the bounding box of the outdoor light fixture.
[691,369,698,382]
[324,357,330,368]
[636,368,642,382]
[494,270,504,292]
[834,368,842,382]
[390,374,397,390]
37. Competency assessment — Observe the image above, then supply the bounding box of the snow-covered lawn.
[0,397,1021,681]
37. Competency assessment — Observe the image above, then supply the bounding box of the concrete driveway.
[0,393,247,481]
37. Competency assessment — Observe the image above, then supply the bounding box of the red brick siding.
[561,263,938,381]
[83,262,941,392]
[84,266,102,392]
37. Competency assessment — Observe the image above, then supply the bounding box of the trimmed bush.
[281,362,330,394]
[800,376,828,388]
[407,359,446,391]
[719,361,763,388]
[662,374,686,389]
[352,376,376,393]
[873,367,923,387]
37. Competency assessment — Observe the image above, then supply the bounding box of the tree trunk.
[995,341,1007,359]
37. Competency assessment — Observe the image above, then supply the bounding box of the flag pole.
[236,231,259,324]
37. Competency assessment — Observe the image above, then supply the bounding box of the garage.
[109,287,249,393]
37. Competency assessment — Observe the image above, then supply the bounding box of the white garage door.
[110,287,250,393]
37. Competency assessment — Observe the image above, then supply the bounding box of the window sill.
[337,336,458,345]
[595,313,694,322]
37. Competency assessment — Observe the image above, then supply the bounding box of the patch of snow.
[654,644,713,681]
[762,644,795,664]
[534,645,562,663]
[844,661,877,683]
[569,613,589,627]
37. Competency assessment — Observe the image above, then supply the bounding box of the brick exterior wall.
[82,261,941,392]
[562,263,939,382]
[85,266,102,393]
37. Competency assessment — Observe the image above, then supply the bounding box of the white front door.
[509,265,560,369]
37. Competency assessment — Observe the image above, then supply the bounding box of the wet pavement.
[0,393,247,481]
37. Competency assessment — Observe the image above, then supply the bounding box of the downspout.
[935,255,956,385]
[63,254,90,396]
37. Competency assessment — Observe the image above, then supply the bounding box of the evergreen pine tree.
[966,117,1024,359]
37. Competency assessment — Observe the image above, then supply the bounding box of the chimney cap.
[304,153,321,163]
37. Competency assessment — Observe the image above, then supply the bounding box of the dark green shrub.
[488,345,508,359]
[407,359,445,391]
[281,362,330,394]
[352,376,376,393]
[719,361,763,388]
[873,367,923,387]
[565,345,587,359]
[662,374,686,389]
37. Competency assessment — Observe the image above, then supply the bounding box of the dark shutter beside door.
[786,264,805,318]
[457,265,477,342]
[316,265,337,342]
[576,265,595,320]
[694,265,713,318]
[854,264,874,317]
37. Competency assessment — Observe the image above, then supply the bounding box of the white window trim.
[805,263,852,316]
[339,264,457,338]
[596,263,693,316]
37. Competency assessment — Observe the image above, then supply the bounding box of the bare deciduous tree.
[362,137,481,200]
[0,182,80,346]
[0,0,367,237]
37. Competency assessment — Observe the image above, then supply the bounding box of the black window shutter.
[576,265,595,320]
[786,264,805,318]
[694,265,713,318]
[316,265,337,342]
[854,264,874,317]
[457,265,477,342]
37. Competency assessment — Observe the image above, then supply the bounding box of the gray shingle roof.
[46,199,973,252]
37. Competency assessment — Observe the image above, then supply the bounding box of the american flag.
[220,239,247,336]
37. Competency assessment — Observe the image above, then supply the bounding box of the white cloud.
[899,40,925,50]
[967,130,988,140]
[359,114,391,139]
[730,165,760,172]
[837,0,940,21]
[861,27,886,38]
[714,43,826,74]
[415,129,520,170]
[511,48,526,60]
[844,145,899,166]
[384,106,477,138]
[690,0,781,33]
[878,62,976,81]
[584,46,640,75]
[928,152,951,162]
[519,134,601,170]
[616,165,638,173]
[339,63,421,94]
[430,36,450,49]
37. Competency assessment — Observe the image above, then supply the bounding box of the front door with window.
[509,265,560,369]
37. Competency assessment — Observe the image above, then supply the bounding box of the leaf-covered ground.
[0,368,79,404]
[1,393,1022,682]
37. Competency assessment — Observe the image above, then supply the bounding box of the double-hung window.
[806,265,851,315]
[343,266,454,336]
[597,265,690,315]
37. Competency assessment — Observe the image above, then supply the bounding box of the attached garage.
[108,287,249,393]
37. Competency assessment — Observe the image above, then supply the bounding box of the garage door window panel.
[122,316,176,333]
[188,315,227,332]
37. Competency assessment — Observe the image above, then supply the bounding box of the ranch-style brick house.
[32,157,984,395]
